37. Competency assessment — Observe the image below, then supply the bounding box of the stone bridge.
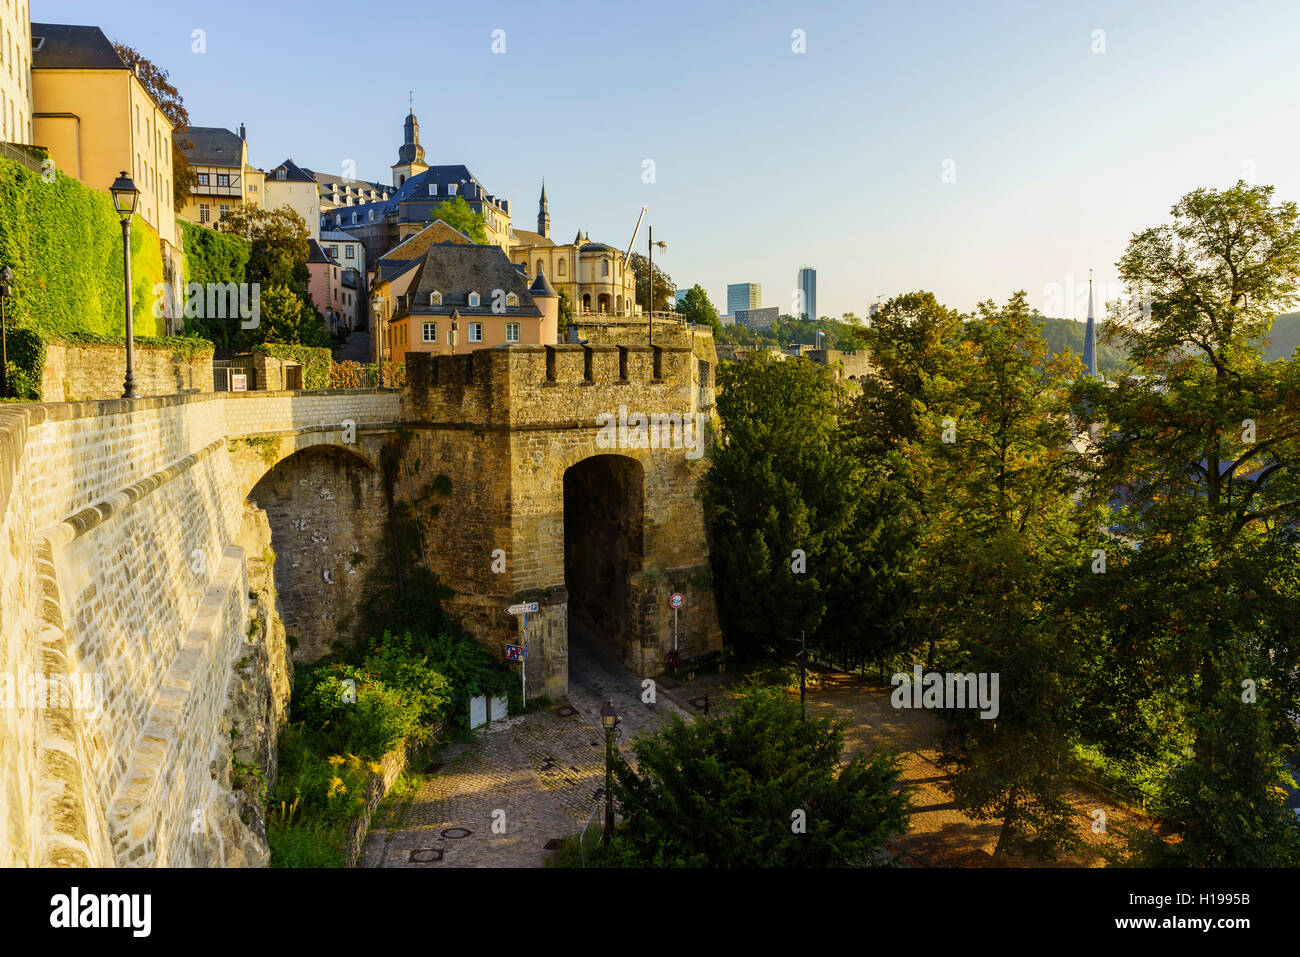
[0,331,721,867]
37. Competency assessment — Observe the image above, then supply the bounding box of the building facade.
[797,266,817,321]
[1,1,33,144]
[177,124,263,226]
[726,282,761,315]
[735,306,779,330]
[31,23,176,247]
[263,158,320,238]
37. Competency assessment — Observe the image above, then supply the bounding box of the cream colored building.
[177,124,264,226]
[1,0,33,144]
[263,157,320,238]
[30,22,175,247]
[510,183,637,317]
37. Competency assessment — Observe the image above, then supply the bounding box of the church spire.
[1082,268,1098,378]
[538,178,550,239]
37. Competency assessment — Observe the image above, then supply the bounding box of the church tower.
[391,104,429,188]
[1082,269,1098,378]
[537,179,550,239]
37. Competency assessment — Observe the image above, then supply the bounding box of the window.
[468,322,483,342]
[328,245,338,257]
[248,184,258,192]
[368,210,374,222]
[352,213,359,224]
[448,184,457,195]
[505,322,519,343]
[219,204,230,219]
[422,322,438,343]
[197,172,209,186]
[335,215,342,226]
[428,184,437,196]
[217,173,229,187]
[467,292,481,307]
[506,293,518,307]
[199,204,210,223]
[276,168,286,180]
[346,246,355,259]
[557,259,566,276]
[429,291,442,305]
[536,260,543,275]
[602,258,610,277]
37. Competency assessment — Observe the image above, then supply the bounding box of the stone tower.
[537,179,550,239]
[391,107,429,188]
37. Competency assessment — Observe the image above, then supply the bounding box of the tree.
[676,284,720,333]
[557,288,573,340]
[627,251,674,313]
[425,195,487,244]
[1083,182,1300,865]
[608,682,910,866]
[218,205,311,291]
[112,42,195,213]
[257,283,328,347]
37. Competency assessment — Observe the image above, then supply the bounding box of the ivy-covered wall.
[179,220,249,287]
[253,343,331,390]
[0,154,167,342]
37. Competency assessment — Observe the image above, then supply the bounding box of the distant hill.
[1034,316,1130,376]
[1264,312,1300,361]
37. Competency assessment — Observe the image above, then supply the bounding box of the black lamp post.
[110,172,141,399]
[600,700,620,844]
[647,227,666,347]
[369,292,385,387]
[0,264,12,399]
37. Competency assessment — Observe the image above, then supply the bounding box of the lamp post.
[0,264,12,399]
[370,292,385,387]
[110,172,141,399]
[600,700,620,844]
[647,227,666,346]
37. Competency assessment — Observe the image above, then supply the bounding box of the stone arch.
[561,452,646,660]
[244,442,387,662]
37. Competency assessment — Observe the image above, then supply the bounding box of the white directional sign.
[507,602,539,615]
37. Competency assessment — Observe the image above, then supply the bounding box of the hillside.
[1035,316,1130,376]
[1264,312,1300,361]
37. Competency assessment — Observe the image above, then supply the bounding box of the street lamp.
[0,264,13,399]
[369,292,385,386]
[110,172,141,399]
[600,700,620,844]
[647,227,666,347]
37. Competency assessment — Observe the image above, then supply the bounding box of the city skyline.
[29,0,1300,322]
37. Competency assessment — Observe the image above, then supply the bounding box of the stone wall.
[41,341,214,402]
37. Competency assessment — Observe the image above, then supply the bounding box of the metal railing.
[0,141,47,174]
[578,802,603,866]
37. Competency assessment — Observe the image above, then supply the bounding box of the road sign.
[505,643,524,661]
[670,592,684,609]
[507,602,539,615]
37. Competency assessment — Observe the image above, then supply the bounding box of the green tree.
[557,288,573,339]
[1084,181,1300,865]
[111,42,196,213]
[677,284,720,333]
[627,251,674,313]
[609,682,910,866]
[425,195,487,244]
[257,283,328,346]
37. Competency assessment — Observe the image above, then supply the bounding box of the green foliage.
[677,284,721,333]
[253,342,331,388]
[627,251,674,313]
[557,288,573,338]
[296,663,422,758]
[180,220,249,286]
[0,155,166,341]
[1,327,45,400]
[266,726,376,867]
[610,681,910,866]
[255,283,329,347]
[425,196,487,244]
[1036,315,1129,376]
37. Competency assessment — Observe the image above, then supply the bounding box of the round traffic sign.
[670,592,684,609]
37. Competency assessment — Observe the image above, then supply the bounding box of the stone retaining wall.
[41,341,214,402]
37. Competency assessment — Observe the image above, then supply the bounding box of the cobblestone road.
[360,626,692,868]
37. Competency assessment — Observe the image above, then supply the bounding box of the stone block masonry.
[41,341,214,402]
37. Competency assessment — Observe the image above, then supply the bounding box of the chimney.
[239,123,246,140]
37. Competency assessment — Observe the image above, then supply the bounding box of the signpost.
[670,592,684,650]
[506,601,539,702]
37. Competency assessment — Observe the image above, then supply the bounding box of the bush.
[297,663,422,758]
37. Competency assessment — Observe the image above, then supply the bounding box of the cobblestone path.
[360,627,692,868]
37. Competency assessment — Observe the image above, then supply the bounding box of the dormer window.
[352,212,359,223]
[448,184,457,196]
[335,215,341,226]
[276,168,286,180]
[467,291,480,307]
[429,291,442,305]
[429,184,437,196]
[506,293,519,308]
[369,210,375,222]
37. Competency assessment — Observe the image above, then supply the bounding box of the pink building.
[307,239,359,334]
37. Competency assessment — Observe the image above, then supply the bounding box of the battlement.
[403,342,717,428]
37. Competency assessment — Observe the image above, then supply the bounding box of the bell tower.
[538,179,550,239]
[391,96,429,188]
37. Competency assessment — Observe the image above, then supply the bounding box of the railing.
[0,140,47,174]
[578,802,603,866]
[573,310,687,325]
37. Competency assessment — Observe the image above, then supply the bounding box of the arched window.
[601,258,610,277]
[582,294,591,311]
[468,291,481,307]
[557,259,566,276]
[537,260,543,276]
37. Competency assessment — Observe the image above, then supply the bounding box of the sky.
[31,0,1300,322]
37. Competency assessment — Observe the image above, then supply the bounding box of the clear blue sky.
[32,0,1300,322]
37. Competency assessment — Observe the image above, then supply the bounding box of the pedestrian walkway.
[334,330,372,364]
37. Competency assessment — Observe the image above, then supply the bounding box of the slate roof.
[267,158,315,183]
[329,165,505,230]
[403,242,541,318]
[529,270,558,298]
[306,168,391,201]
[377,258,421,283]
[179,126,244,167]
[31,23,126,70]
[307,240,337,265]
[321,230,365,244]
[512,228,554,248]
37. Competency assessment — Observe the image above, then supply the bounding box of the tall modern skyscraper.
[727,282,761,315]
[797,267,817,321]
